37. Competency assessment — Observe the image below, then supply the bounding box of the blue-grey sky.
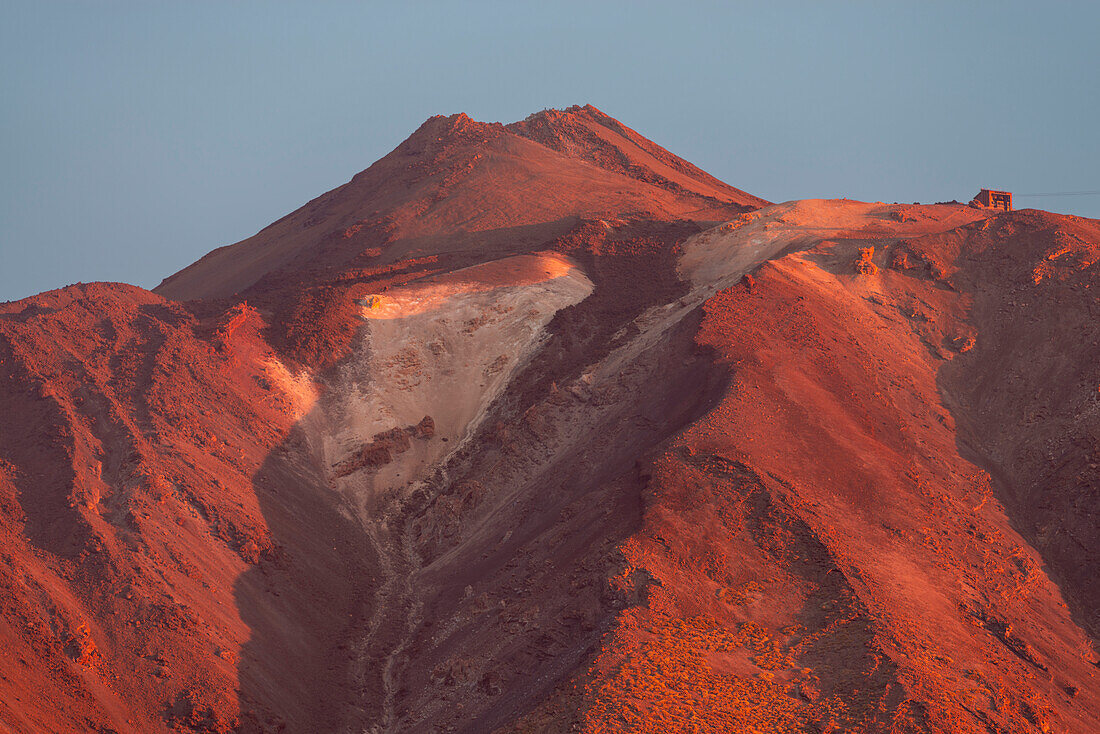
[2,2,1098,302]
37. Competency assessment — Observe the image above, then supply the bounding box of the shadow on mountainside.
[931,212,1100,652]
[939,368,1100,654]
[231,217,733,732]
[233,420,382,733]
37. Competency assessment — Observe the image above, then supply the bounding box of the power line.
[1014,190,1100,197]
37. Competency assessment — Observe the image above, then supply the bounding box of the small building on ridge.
[971,189,1013,211]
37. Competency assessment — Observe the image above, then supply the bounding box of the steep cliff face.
[1,110,1098,733]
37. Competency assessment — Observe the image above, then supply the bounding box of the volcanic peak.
[154,106,766,302]
[391,111,507,159]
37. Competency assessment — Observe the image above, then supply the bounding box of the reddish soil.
[510,207,1100,733]
[1,109,1098,734]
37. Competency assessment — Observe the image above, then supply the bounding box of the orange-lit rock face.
[2,109,1099,734]
[358,252,581,319]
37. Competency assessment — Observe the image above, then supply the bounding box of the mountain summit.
[1,108,1099,733]
[155,106,765,302]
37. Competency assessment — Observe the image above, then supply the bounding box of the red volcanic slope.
[518,207,1100,733]
[1,108,1099,734]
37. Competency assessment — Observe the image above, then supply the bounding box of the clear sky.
[2,2,1098,302]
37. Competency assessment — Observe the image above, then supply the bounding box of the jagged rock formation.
[1,108,1098,733]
